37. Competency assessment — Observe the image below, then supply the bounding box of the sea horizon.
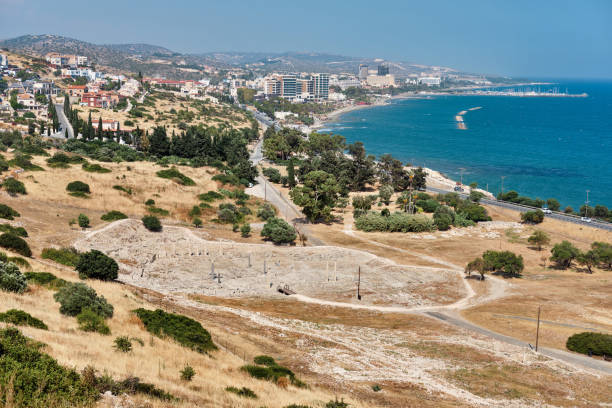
[323,79,612,210]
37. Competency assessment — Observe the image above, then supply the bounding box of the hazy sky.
[1,0,610,78]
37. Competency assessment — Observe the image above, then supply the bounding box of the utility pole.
[535,305,541,352]
[500,176,506,195]
[357,266,361,300]
[585,190,590,218]
[459,168,465,186]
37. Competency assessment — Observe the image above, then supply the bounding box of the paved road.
[54,103,74,139]
[425,311,612,374]
[427,186,612,231]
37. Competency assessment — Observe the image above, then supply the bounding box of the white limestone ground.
[73,219,464,307]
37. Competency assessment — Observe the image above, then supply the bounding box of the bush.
[434,213,453,231]
[78,213,90,228]
[355,212,435,233]
[0,203,20,220]
[41,247,81,267]
[212,173,241,186]
[9,154,44,171]
[326,398,349,408]
[453,213,476,227]
[114,336,132,353]
[77,308,111,335]
[145,198,155,206]
[198,190,224,202]
[193,217,202,228]
[53,282,114,318]
[261,217,296,244]
[257,203,276,220]
[241,223,251,237]
[101,210,128,221]
[482,250,524,277]
[2,178,26,195]
[458,202,491,222]
[147,205,169,216]
[550,240,580,269]
[521,209,544,224]
[226,386,257,399]
[156,166,195,186]
[82,162,111,173]
[25,271,68,290]
[0,224,28,237]
[47,152,84,168]
[142,215,162,231]
[0,309,47,329]
[66,180,90,197]
[0,233,31,257]
[0,328,98,406]
[133,308,217,354]
[263,167,282,183]
[113,185,132,194]
[76,249,119,281]
[416,199,439,213]
[241,355,306,388]
[566,332,612,356]
[180,365,196,381]
[189,205,201,217]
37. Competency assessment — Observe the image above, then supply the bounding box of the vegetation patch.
[566,332,612,356]
[0,203,20,220]
[142,215,162,231]
[66,180,91,197]
[54,282,114,318]
[0,233,31,257]
[355,212,435,233]
[112,185,132,194]
[2,178,27,195]
[225,386,257,399]
[198,190,224,202]
[147,205,169,216]
[101,210,128,221]
[261,217,296,244]
[133,308,217,354]
[76,249,119,281]
[41,247,81,267]
[0,224,27,237]
[24,271,68,290]
[82,162,112,173]
[156,166,195,186]
[46,152,84,168]
[0,309,47,330]
[0,328,98,406]
[9,154,44,171]
[241,355,306,388]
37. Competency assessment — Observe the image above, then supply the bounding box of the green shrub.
[416,199,439,213]
[0,309,47,329]
[0,203,20,220]
[25,271,68,290]
[147,206,169,216]
[101,210,128,221]
[241,223,251,238]
[41,247,81,267]
[354,212,435,233]
[521,209,545,224]
[253,355,276,366]
[0,233,31,257]
[434,213,453,231]
[566,332,612,356]
[66,180,91,196]
[241,355,306,388]
[113,185,132,194]
[77,307,111,334]
[9,154,44,171]
[372,384,382,392]
[2,178,26,195]
[180,365,196,381]
[133,308,217,354]
[263,167,282,183]
[142,215,162,231]
[193,217,202,228]
[0,328,98,406]
[261,217,296,244]
[198,190,224,202]
[453,213,476,227]
[189,205,201,218]
[76,249,119,281]
[114,336,132,353]
[225,386,257,399]
[54,282,114,318]
[145,198,155,206]
[47,152,84,168]
[78,213,90,228]
[212,173,241,186]
[82,162,111,173]
[482,250,524,278]
[156,166,195,186]
[457,202,491,222]
[8,256,30,269]
[326,398,349,408]
[0,224,27,237]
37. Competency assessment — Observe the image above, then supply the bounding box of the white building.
[0,54,7,67]
[418,76,441,86]
[328,92,346,101]
[366,74,395,88]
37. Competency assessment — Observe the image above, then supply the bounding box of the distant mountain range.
[0,34,479,79]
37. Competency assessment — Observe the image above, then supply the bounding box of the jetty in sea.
[457,86,588,98]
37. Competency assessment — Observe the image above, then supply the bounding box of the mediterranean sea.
[324,80,612,210]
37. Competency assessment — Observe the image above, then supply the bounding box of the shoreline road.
[427,186,612,232]
[54,103,74,139]
[247,138,325,246]
[425,311,612,374]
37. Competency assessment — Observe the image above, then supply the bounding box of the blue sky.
[1,0,610,78]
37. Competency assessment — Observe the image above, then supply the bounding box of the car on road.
[542,208,552,214]
[453,186,464,192]
[581,217,592,223]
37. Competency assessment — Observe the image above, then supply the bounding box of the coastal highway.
[426,186,612,232]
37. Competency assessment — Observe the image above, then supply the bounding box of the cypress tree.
[97,117,103,140]
[287,158,296,188]
[63,93,70,116]
[86,112,93,140]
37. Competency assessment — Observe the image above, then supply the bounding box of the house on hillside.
[92,119,120,132]
[16,93,36,109]
[81,91,118,108]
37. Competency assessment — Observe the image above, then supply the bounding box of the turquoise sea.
[323,80,612,210]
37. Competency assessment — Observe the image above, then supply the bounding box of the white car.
[542,208,552,214]
[581,217,592,223]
